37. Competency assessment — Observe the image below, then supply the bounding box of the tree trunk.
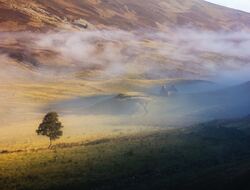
[48,139,52,149]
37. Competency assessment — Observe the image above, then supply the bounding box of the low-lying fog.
[0,27,250,148]
[46,80,250,127]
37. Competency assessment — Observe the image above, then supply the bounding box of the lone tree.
[36,112,64,148]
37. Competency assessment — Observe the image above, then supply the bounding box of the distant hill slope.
[1,0,250,31]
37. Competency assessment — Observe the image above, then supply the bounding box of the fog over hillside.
[1,28,250,81]
[0,27,250,133]
[1,1,250,190]
[0,0,250,150]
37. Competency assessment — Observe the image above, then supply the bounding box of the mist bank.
[0,28,250,82]
[0,27,250,132]
[44,80,250,128]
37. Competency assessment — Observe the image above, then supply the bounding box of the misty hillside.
[1,1,250,189]
[1,0,250,80]
[45,81,250,128]
[1,0,250,133]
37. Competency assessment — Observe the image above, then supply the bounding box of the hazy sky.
[205,0,250,13]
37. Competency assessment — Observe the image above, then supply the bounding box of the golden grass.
[0,77,170,149]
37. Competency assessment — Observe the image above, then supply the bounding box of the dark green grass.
[1,116,250,190]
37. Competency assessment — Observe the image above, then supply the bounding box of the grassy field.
[0,77,171,138]
[1,116,250,190]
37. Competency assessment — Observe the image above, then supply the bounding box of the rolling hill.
[1,2,250,190]
[1,115,250,190]
[0,0,250,79]
[0,0,250,135]
[1,0,250,31]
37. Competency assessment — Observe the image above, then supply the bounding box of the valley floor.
[1,116,250,190]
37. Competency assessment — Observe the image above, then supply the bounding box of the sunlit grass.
[0,77,174,149]
[1,122,250,190]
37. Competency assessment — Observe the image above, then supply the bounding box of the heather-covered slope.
[1,0,250,31]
